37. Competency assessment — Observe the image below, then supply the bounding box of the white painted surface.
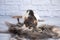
[0,0,60,17]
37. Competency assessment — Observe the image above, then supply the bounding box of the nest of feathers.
[5,22,60,40]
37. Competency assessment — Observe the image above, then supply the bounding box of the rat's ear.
[23,12,29,19]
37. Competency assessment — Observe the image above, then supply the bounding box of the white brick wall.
[0,0,60,17]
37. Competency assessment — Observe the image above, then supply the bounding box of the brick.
[5,0,22,5]
[36,5,60,11]
[0,0,5,4]
[22,0,32,5]
[0,5,6,15]
[36,10,49,16]
[5,5,18,11]
[6,10,25,16]
[19,5,37,10]
[37,10,60,17]
[0,11,6,15]
[49,10,60,16]
[5,11,19,16]
[35,5,48,10]
[52,0,60,5]
[48,5,60,10]
[0,5,5,11]
[32,0,50,5]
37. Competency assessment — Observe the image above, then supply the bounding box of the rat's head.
[26,10,34,16]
